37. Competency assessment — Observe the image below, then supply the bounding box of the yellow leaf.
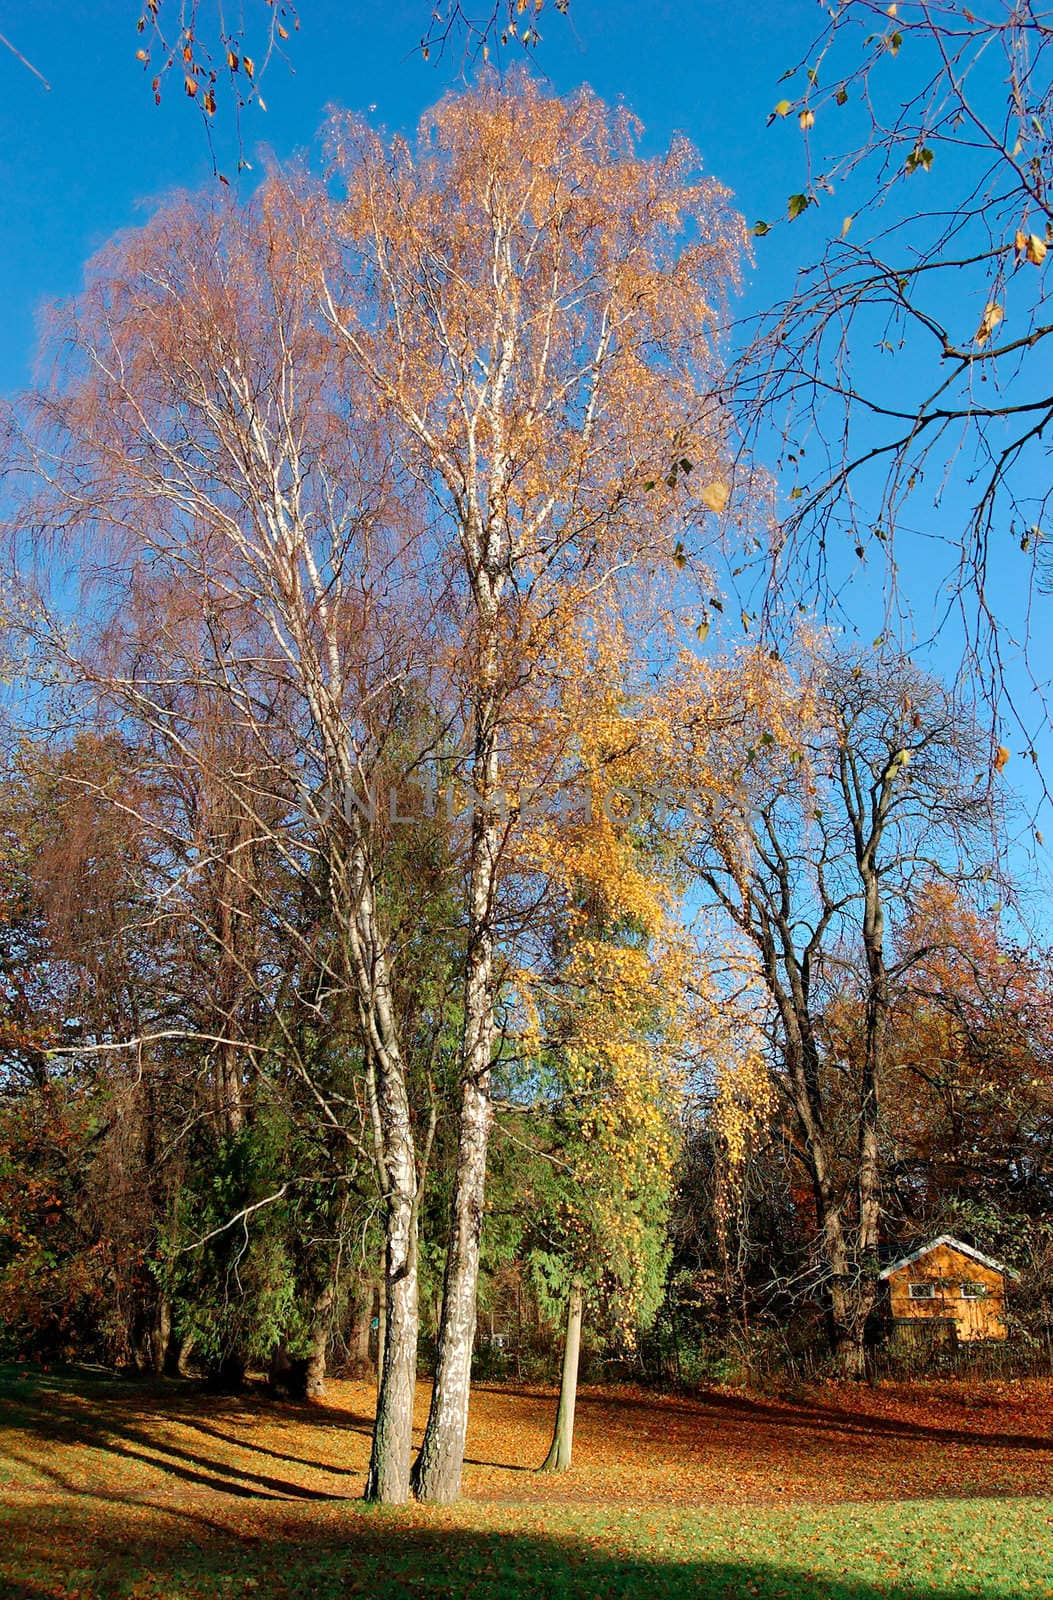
[799,109,815,131]
[993,745,1010,772]
[700,480,730,515]
[1026,233,1047,265]
[975,302,1002,346]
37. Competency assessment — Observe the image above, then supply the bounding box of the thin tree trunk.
[841,738,894,1370]
[515,1276,523,1382]
[412,626,501,1505]
[176,1331,196,1376]
[153,1295,172,1375]
[335,830,419,1505]
[348,1281,373,1377]
[411,1065,491,1501]
[785,1037,857,1365]
[763,912,866,1369]
[857,865,886,1275]
[376,1271,387,1384]
[540,1277,584,1473]
[213,809,250,1140]
[304,1282,334,1400]
[364,1123,418,1502]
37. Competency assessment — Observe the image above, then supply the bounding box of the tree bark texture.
[413,599,501,1504]
[541,1277,584,1473]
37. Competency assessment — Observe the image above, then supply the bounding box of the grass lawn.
[1,1366,1051,1597]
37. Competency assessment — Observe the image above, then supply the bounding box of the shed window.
[960,1282,989,1299]
[908,1282,936,1300]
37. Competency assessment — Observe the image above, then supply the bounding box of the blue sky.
[1,0,1049,908]
[0,0,821,391]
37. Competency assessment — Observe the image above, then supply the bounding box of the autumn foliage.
[1,72,1050,1528]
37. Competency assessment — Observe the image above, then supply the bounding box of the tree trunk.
[163,1321,184,1379]
[540,1276,584,1473]
[214,1038,244,1139]
[176,1331,196,1377]
[786,1055,858,1365]
[336,832,419,1504]
[841,737,896,1360]
[364,1148,418,1502]
[213,811,250,1141]
[833,1321,868,1378]
[857,865,886,1275]
[130,1288,172,1376]
[413,648,501,1505]
[153,1295,172,1375]
[411,1066,491,1502]
[305,1282,334,1400]
[348,1281,373,1378]
[376,1272,387,1385]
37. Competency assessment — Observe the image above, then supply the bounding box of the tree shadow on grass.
[0,1375,348,1504]
[0,1440,258,1542]
[0,1501,1035,1600]
[0,1367,537,1486]
[569,1383,1053,1455]
[294,1396,385,1438]
[3,1364,1050,1512]
[695,1387,1053,1454]
[177,1415,362,1475]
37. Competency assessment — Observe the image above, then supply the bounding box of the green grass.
[3,1496,1051,1598]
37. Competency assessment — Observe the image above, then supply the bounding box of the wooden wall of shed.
[886,1244,1007,1342]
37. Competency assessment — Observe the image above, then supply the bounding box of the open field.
[1,1367,1052,1597]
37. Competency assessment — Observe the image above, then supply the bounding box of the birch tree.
[319,73,742,1500]
[8,71,741,1499]
[6,181,443,1498]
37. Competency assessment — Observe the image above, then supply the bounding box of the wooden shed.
[878,1235,1016,1342]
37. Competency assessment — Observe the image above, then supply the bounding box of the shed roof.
[877,1234,1018,1281]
